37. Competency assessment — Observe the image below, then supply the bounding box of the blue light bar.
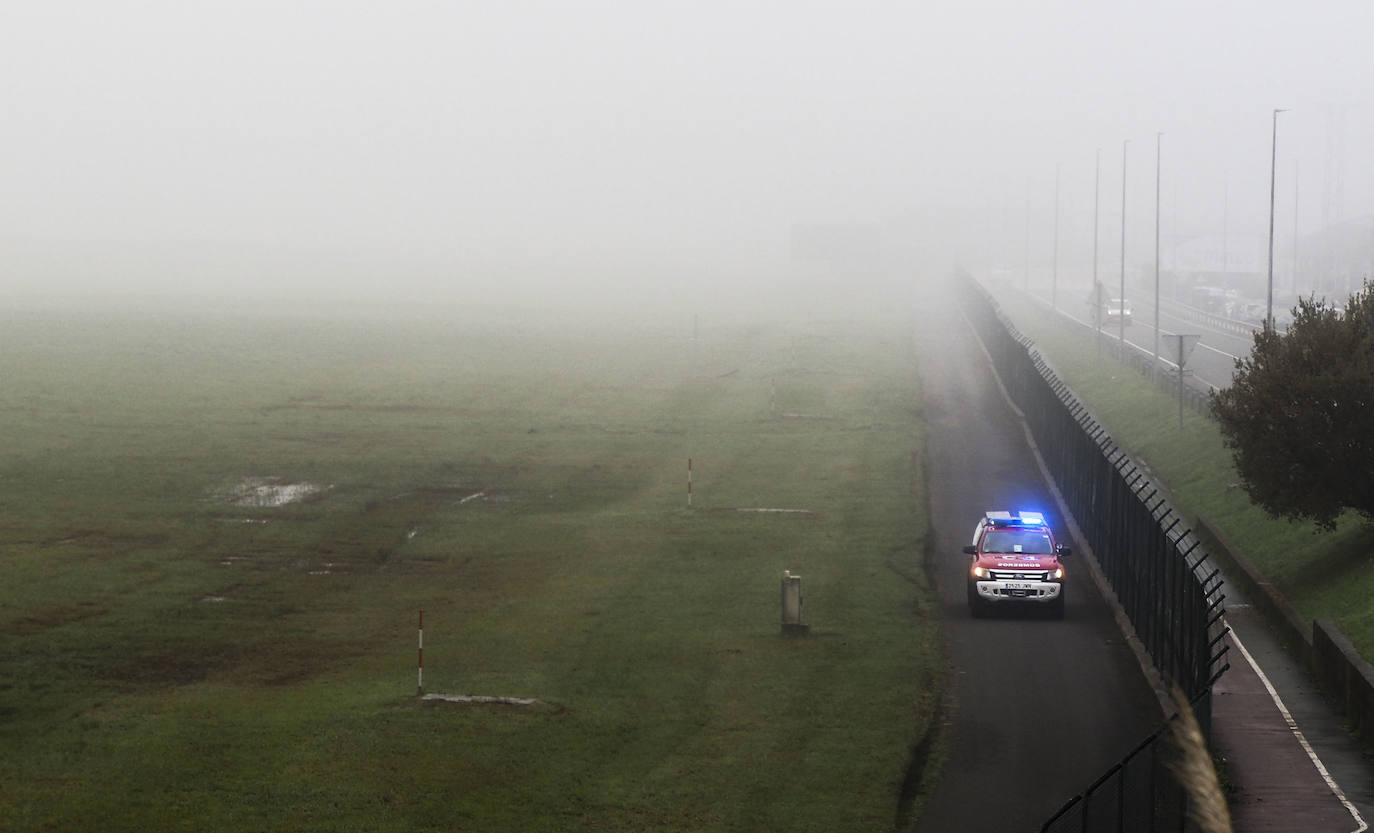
[984,510,1046,527]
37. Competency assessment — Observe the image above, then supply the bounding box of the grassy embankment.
[0,296,939,832]
[997,294,1374,658]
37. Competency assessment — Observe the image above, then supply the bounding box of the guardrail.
[957,273,1231,832]
[1161,299,1260,338]
[1017,289,1222,419]
[1092,336,1217,420]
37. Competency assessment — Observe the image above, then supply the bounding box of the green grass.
[0,296,938,832]
[996,291,1374,656]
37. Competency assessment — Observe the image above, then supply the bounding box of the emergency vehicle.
[964,510,1070,618]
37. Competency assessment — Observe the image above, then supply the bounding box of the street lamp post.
[1293,159,1300,294]
[1267,108,1289,331]
[1222,174,1229,277]
[1024,183,1031,290]
[1120,139,1129,346]
[1154,132,1162,368]
[1052,163,1060,310]
[1093,148,1102,357]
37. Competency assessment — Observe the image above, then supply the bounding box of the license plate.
[1002,582,1033,590]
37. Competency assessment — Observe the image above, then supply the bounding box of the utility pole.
[1052,163,1061,310]
[1267,108,1289,331]
[1024,183,1031,290]
[1154,133,1162,368]
[1293,159,1300,295]
[1222,174,1229,278]
[1093,148,1102,357]
[1120,139,1129,346]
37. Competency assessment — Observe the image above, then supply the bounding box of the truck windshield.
[981,530,1053,554]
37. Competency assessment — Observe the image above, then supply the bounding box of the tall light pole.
[1120,139,1129,346]
[1293,159,1300,294]
[1267,108,1289,330]
[1222,174,1229,277]
[1024,183,1031,290]
[1093,148,1102,356]
[1154,132,1163,368]
[1052,162,1061,309]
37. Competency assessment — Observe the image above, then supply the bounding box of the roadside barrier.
[1164,298,1258,338]
[1086,331,1218,420]
[1018,288,1221,419]
[957,273,1230,832]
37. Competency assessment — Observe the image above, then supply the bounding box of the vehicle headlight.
[971,565,988,579]
[1051,567,1065,580]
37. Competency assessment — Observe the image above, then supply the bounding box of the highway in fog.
[912,280,1163,833]
[1020,285,1257,392]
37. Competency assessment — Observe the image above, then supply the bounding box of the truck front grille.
[987,570,1050,582]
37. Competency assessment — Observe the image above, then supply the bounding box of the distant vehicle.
[1226,299,1267,326]
[1088,295,1133,327]
[964,510,1070,618]
[1106,298,1133,325]
[1190,286,1232,315]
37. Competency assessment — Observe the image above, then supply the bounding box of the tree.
[1210,281,1374,530]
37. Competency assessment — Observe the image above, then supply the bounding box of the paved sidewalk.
[1211,600,1372,833]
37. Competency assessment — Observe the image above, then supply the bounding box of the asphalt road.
[912,283,1165,833]
[1033,286,1253,391]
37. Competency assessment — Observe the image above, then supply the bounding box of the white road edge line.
[1227,624,1368,833]
[1022,287,1239,390]
[1195,341,1238,360]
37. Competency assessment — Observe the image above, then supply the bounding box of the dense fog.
[4,1,1372,316]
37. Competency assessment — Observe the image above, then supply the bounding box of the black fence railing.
[957,274,1230,832]
[1038,692,1211,833]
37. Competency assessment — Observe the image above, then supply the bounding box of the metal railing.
[1020,288,1223,420]
[1086,332,1218,420]
[1038,691,1212,833]
[958,274,1230,832]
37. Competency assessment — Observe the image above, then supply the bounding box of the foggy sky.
[5,1,1373,307]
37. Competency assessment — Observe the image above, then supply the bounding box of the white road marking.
[1196,341,1238,360]
[1227,625,1368,832]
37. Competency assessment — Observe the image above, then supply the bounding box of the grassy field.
[997,288,1374,658]
[0,294,939,832]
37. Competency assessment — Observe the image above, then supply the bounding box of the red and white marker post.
[417,609,424,697]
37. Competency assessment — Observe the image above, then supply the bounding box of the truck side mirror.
[1057,545,1072,557]
[962,545,977,555]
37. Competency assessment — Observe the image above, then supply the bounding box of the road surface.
[913,281,1164,833]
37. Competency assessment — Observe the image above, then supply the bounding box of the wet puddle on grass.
[225,477,330,507]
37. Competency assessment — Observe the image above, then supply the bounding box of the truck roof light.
[983,510,1045,526]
